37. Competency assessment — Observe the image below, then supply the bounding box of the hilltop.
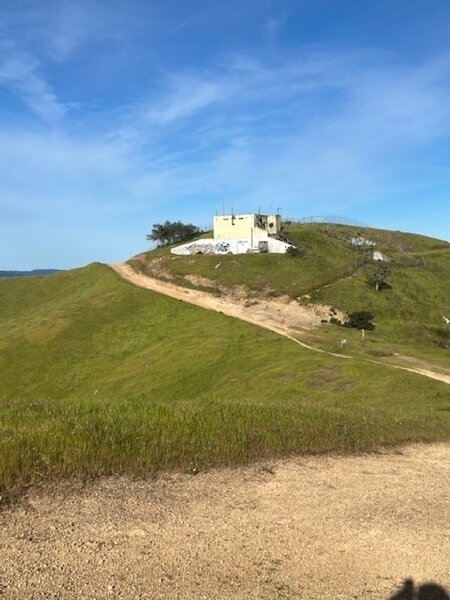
[129,222,450,370]
[1,261,450,499]
[130,222,449,296]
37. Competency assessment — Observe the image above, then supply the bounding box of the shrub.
[344,311,375,330]
[330,317,342,326]
[366,266,391,291]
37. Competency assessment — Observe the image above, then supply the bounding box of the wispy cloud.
[108,49,450,214]
[5,47,450,212]
[137,75,225,127]
[0,0,145,123]
[0,0,139,62]
[2,7,450,269]
[0,47,67,121]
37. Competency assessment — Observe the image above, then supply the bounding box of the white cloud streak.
[110,50,450,211]
[0,0,143,123]
[2,42,450,267]
[0,46,67,121]
[0,0,139,62]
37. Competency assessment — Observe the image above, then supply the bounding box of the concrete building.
[171,213,292,256]
[213,213,281,241]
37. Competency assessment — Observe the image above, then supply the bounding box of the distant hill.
[0,269,62,278]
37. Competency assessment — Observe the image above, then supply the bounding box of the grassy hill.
[130,222,450,367]
[1,262,450,499]
[130,223,449,295]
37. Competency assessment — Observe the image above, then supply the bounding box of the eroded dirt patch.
[111,264,343,334]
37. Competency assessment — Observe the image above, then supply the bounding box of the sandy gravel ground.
[1,444,449,599]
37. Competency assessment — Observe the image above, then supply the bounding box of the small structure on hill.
[372,250,391,262]
[171,212,293,255]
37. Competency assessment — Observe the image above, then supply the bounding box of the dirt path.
[110,264,351,358]
[1,444,449,599]
[110,264,450,385]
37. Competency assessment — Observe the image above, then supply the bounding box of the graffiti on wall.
[181,240,232,255]
[214,241,231,253]
[171,237,292,256]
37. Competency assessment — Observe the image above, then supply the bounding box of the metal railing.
[285,215,371,227]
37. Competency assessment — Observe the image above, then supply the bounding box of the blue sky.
[1,0,450,269]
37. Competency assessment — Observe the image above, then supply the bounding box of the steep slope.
[1,263,450,498]
[112,263,450,384]
[130,222,450,366]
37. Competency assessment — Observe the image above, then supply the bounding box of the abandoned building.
[171,213,293,255]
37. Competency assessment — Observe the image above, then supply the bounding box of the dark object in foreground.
[388,578,449,600]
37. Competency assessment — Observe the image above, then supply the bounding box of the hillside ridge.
[112,263,450,385]
[129,222,450,371]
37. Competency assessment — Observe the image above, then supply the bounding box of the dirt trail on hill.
[110,264,347,357]
[1,444,450,599]
[110,264,450,385]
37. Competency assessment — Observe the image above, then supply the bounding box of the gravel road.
[1,444,449,599]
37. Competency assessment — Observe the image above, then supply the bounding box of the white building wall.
[213,214,267,241]
[171,213,289,255]
[171,237,292,256]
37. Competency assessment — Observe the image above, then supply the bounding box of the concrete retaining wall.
[171,237,292,255]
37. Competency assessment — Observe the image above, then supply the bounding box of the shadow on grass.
[388,578,449,599]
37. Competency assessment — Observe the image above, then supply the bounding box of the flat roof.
[214,213,277,219]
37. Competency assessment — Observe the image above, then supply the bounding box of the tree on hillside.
[344,311,375,330]
[146,221,202,247]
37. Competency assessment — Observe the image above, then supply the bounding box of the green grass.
[131,222,450,365]
[130,222,449,296]
[310,247,450,365]
[1,263,450,500]
[130,224,358,297]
